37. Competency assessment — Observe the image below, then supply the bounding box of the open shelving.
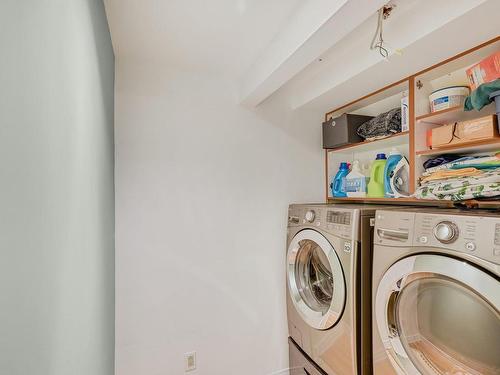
[326,131,409,153]
[415,103,496,125]
[416,138,500,157]
[324,35,500,209]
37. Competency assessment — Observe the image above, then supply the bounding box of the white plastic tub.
[429,86,470,112]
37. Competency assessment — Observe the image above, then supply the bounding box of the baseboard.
[267,368,290,375]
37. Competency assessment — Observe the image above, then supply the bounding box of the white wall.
[115,60,323,375]
[0,1,115,374]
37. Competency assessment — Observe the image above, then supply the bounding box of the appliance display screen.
[327,211,351,225]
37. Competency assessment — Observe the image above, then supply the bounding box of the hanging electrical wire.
[370,4,395,59]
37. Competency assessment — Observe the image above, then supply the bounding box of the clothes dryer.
[372,208,500,375]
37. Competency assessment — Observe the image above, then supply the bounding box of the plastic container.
[490,90,500,131]
[384,148,403,198]
[429,86,470,113]
[345,160,367,197]
[367,154,387,198]
[401,91,409,132]
[331,162,350,197]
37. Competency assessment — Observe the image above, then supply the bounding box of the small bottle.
[401,90,409,132]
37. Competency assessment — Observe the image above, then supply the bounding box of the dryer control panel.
[413,212,500,264]
[375,209,500,266]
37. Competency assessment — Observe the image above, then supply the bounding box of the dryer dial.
[305,210,316,223]
[433,221,459,243]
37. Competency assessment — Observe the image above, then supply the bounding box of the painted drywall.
[0,1,115,374]
[114,60,323,375]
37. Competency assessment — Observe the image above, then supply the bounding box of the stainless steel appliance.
[286,204,377,375]
[372,208,500,375]
[289,338,326,375]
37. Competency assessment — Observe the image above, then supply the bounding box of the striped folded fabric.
[414,168,500,201]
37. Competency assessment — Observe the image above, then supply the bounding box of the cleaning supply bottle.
[367,154,387,198]
[331,162,350,197]
[384,148,403,197]
[345,160,367,197]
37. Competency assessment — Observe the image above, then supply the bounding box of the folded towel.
[464,79,500,111]
[420,167,482,183]
[415,169,500,201]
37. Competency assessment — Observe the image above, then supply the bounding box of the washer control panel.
[288,205,360,240]
[414,212,500,264]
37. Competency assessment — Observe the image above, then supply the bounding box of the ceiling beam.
[289,0,491,111]
[239,0,388,108]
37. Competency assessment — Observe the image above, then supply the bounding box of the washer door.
[375,254,500,375]
[287,229,346,330]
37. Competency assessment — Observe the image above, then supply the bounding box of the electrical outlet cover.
[185,352,196,372]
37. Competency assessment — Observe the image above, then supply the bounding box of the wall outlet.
[185,351,196,372]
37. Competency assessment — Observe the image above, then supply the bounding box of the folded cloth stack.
[357,108,401,141]
[415,153,500,201]
[464,79,500,111]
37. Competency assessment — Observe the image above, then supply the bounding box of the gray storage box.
[322,113,373,149]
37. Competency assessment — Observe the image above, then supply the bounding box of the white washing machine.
[286,204,378,375]
[372,208,500,375]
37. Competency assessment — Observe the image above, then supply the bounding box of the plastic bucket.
[429,86,470,112]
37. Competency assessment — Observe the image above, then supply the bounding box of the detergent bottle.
[331,162,350,197]
[384,148,403,197]
[345,160,367,197]
[367,154,387,198]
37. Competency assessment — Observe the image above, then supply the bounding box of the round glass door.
[376,254,500,375]
[287,229,346,330]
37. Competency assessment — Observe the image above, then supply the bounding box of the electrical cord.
[370,8,388,58]
[370,4,395,59]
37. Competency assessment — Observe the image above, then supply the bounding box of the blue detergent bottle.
[331,162,350,197]
[384,148,403,197]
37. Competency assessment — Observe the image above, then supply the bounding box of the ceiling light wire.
[370,4,395,59]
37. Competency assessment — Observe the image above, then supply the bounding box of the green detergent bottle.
[367,153,387,198]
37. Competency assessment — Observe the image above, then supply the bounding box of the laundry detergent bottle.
[331,162,350,197]
[367,153,387,198]
[384,148,403,197]
[345,160,367,197]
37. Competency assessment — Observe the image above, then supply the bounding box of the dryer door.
[287,229,346,330]
[375,254,500,375]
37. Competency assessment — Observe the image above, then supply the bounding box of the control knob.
[433,221,459,243]
[305,210,316,223]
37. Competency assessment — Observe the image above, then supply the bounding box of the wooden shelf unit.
[326,131,409,153]
[327,197,500,209]
[416,138,500,156]
[416,103,496,125]
[324,35,500,208]
[328,197,442,205]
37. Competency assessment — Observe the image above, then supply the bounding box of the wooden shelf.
[328,197,451,206]
[323,37,500,208]
[416,138,500,156]
[416,103,495,125]
[326,131,409,153]
[327,197,500,209]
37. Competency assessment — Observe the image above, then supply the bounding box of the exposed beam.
[239,0,388,108]
[289,0,490,111]
[291,0,495,111]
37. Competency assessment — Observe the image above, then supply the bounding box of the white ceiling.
[284,0,495,110]
[104,0,302,76]
[104,0,500,110]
